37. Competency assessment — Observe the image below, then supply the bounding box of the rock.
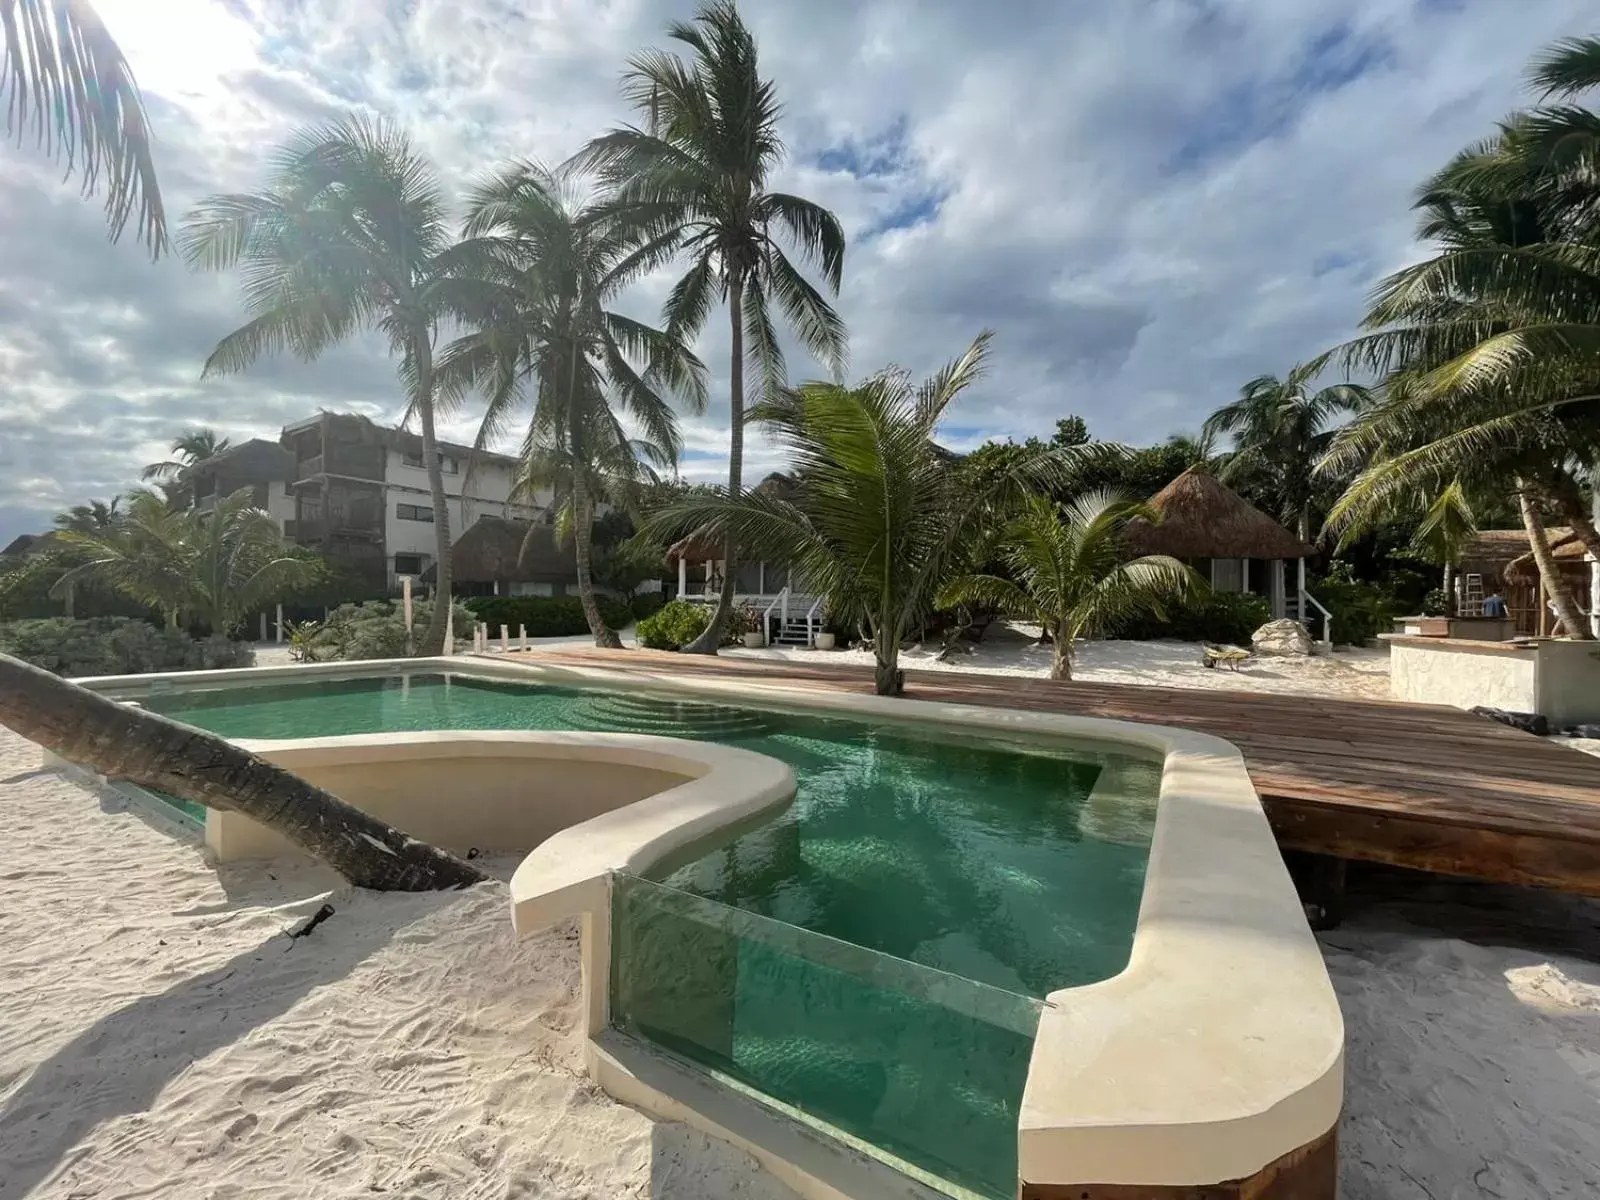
[1471,707,1550,737]
[1252,619,1313,657]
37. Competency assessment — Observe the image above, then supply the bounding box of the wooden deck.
[522,647,1600,897]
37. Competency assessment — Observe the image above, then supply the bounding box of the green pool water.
[143,671,1159,1197]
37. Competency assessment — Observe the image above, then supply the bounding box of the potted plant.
[739,605,766,648]
[814,630,836,650]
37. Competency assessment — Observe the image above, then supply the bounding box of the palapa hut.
[1460,527,1594,635]
[1123,465,1319,623]
[666,473,805,603]
[423,515,578,598]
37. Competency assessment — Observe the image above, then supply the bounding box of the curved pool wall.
[82,657,1345,1200]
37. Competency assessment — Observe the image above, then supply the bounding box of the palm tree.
[181,114,492,654]
[439,162,705,647]
[938,492,1202,680]
[50,488,321,634]
[1202,367,1370,543]
[53,496,122,533]
[1407,479,1479,612]
[2,0,164,254]
[142,428,232,482]
[646,333,1076,695]
[578,0,848,654]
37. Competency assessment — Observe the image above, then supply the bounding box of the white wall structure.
[1390,635,1600,727]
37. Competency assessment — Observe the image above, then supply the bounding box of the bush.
[1310,567,1398,646]
[636,599,755,649]
[464,594,634,637]
[637,599,710,649]
[1118,591,1270,645]
[1421,588,1451,617]
[308,599,478,661]
[0,617,255,676]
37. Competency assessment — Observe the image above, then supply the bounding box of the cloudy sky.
[0,0,1594,542]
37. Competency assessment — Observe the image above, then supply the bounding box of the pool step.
[575,693,771,740]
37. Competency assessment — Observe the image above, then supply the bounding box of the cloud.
[0,0,1595,539]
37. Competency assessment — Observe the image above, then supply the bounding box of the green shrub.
[0,617,255,676]
[637,599,710,649]
[636,599,753,649]
[309,599,478,661]
[630,591,667,621]
[1310,568,1397,646]
[1118,591,1270,645]
[465,594,634,637]
[1421,588,1450,616]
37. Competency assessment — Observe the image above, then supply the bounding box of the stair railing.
[762,588,789,645]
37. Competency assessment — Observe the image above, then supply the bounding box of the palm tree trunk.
[1547,486,1600,567]
[0,652,486,890]
[574,484,622,649]
[1442,561,1455,615]
[1049,622,1073,681]
[873,629,905,696]
[1518,483,1590,639]
[683,273,745,655]
[414,337,453,655]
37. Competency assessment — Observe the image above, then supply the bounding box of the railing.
[760,588,789,645]
[1299,589,1333,650]
[806,594,824,646]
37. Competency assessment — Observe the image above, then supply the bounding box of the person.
[1482,591,1508,618]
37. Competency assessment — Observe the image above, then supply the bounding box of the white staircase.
[1283,589,1333,650]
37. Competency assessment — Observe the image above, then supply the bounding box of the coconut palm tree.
[142,428,232,482]
[439,161,705,647]
[1407,480,1479,611]
[938,492,1202,681]
[53,496,122,533]
[578,0,848,654]
[1202,368,1370,543]
[49,488,321,634]
[646,333,1079,695]
[2,0,164,254]
[181,114,493,654]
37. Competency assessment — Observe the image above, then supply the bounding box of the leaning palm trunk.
[573,486,623,649]
[1442,561,1456,614]
[0,653,486,890]
[684,273,746,655]
[1518,483,1591,639]
[414,342,453,656]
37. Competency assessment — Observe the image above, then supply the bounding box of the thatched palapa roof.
[423,516,576,584]
[666,473,799,563]
[1122,465,1317,560]
[188,438,296,482]
[1459,527,1585,584]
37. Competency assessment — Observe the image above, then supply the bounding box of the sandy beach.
[3,721,1597,1198]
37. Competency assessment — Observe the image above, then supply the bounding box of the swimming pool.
[143,670,1159,1195]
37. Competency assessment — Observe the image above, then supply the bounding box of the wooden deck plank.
[513,647,1600,893]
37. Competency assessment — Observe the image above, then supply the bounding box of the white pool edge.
[80,655,1344,1193]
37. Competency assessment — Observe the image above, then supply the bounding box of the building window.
[401,450,458,474]
[396,503,435,523]
[393,553,424,576]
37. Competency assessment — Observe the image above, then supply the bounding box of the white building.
[280,413,554,593]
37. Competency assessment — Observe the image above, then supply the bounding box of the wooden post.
[275,602,285,643]
[519,624,528,651]
[677,556,687,600]
[401,576,414,636]
[500,624,510,653]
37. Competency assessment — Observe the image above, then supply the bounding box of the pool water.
[144,671,1160,1196]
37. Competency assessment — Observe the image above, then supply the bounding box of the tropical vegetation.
[938,493,1202,680]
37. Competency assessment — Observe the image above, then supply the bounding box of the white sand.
[728,628,1394,701]
[4,724,1597,1198]
[0,727,796,1200]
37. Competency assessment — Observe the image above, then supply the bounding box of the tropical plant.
[1203,367,1370,542]
[635,597,750,650]
[54,497,122,533]
[579,0,848,653]
[645,333,1080,695]
[142,428,232,482]
[439,161,706,648]
[48,488,322,635]
[938,492,1202,680]
[1,0,165,253]
[1407,479,1479,609]
[181,114,492,654]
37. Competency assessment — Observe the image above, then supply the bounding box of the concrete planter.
[742,632,766,649]
[814,632,836,650]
